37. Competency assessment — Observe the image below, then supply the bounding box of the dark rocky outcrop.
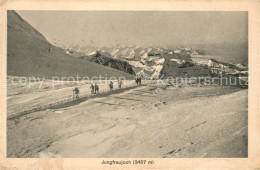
[159,59,211,79]
[88,51,135,75]
[159,53,211,78]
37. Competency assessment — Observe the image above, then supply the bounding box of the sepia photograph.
[5,10,249,158]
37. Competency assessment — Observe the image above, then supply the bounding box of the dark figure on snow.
[73,87,80,98]
[109,81,113,90]
[118,80,122,89]
[90,84,95,94]
[136,77,142,85]
[94,84,99,94]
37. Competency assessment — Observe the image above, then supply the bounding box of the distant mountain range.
[63,44,248,80]
[7,10,248,83]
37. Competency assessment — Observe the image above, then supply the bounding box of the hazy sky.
[17,11,248,47]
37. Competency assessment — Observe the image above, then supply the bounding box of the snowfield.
[7,78,248,158]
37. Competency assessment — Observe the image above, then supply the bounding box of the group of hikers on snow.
[72,77,142,99]
[109,80,122,90]
[72,80,125,98]
[90,83,100,94]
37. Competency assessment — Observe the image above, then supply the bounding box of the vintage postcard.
[0,0,259,169]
